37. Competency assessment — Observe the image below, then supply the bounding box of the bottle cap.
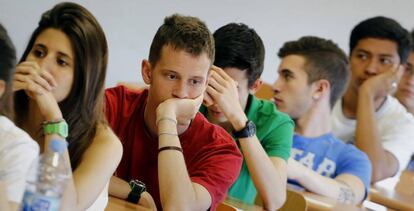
[49,139,68,153]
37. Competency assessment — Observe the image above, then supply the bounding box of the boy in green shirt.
[200,23,293,210]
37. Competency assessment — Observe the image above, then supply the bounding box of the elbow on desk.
[371,169,395,183]
[261,191,286,211]
[370,154,399,183]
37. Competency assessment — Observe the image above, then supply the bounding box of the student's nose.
[272,79,282,94]
[36,57,54,74]
[172,81,189,99]
[364,58,380,76]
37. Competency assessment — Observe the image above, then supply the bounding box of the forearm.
[45,134,112,210]
[356,93,398,181]
[0,182,16,211]
[239,137,286,210]
[293,162,361,204]
[9,202,18,211]
[109,176,130,199]
[60,177,81,211]
[157,121,206,211]
[228,110,286,209]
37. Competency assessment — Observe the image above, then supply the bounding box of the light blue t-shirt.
[289,133,372,197]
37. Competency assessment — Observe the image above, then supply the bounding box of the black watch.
[232,120,256,139]
[126,179,146,204]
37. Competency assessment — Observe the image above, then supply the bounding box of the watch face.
[233,120,256,138]
[130,180,146,194]
[246,120,256,134]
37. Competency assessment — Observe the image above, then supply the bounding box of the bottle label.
[21,190,61,211]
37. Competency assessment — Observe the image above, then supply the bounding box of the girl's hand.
[13,61,62,120]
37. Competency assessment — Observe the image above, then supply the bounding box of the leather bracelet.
[156,117,177,126]
[158,146,183,153]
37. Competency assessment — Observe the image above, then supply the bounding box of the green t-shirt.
[200,94,294,204]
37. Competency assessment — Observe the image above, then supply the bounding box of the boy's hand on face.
[206,66,247,130]
[156,94,203,128]
[359,64,403,101]
[13,61,62,120]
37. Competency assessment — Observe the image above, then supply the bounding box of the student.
[331,16,414,182]
[200,23,293,210]
[13,3,122,210]
[0,23,39,211]
[395,31,414,115]
[105,14,243,211]
[273,36,371,204]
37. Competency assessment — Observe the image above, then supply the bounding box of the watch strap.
[126,191,141,204]
[43,120,69,138]
[127,180,146,204]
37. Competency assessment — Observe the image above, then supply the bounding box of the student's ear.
[141,59,152,85]
[249,79,263,94]
[312,79,330,101]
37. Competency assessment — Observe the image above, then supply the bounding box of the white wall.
[1,0,414,87]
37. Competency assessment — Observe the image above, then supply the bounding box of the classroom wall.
[1,0,413,87]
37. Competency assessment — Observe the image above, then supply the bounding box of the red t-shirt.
[105,86,242,210]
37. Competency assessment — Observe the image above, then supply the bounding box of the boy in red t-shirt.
[105,14,242,211]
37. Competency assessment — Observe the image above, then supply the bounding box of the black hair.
[0,23,16,119]
[213,23,265,88]
[350,16,411,63]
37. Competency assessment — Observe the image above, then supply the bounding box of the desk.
[370,181,414,211]
[107,197,264,211]
[286,185,367,211]
[105,196,151,211]
[300,191,366,211]
[368,174,414,211]
[223,197,263,211]
[106,197,262,211]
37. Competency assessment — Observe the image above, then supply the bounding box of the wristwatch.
[127,179,146,204]
[232,120,256,139]
[43,120,69,139]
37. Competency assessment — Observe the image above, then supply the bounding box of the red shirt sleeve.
[191,146,242,210]
[185,121,243,210]
[105,86,122,130]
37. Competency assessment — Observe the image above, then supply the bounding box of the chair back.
[255,83,273,100]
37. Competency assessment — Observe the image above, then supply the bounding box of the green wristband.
[43,120,69,138]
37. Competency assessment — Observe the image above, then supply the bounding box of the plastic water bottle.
[21,140,71,211]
